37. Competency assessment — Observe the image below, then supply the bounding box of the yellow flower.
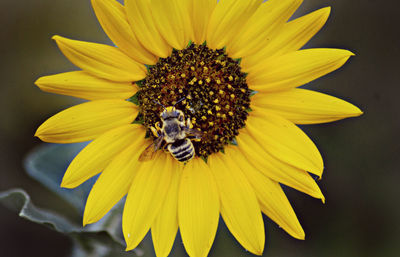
[34,0,363,256]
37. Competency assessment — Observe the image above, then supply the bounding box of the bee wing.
[186,128,203,139]
[138,135,164,162]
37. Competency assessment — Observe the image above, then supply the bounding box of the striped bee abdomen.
[168,138,195,162]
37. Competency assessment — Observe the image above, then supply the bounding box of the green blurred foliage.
[0,0,399,257]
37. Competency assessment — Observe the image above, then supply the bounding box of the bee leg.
[162,142,169,152]
[150,126,159,138]
[189,135,201,142]
[155,121,162,131]
[151,122,162,138]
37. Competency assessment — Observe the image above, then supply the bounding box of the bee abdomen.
[168,139,195,162]
[174,148,194,162]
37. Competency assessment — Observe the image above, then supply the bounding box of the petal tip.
[82,212,98,227]
[34,129,40,138]
[294,229,306,240]
[323,6,332,14]
[34,77,42,87]
[253,249,264,256]
[355,108,364,116]
[125,242,136,252]
[34,127,48,142]
[82,218,89,227]
[335,49,356,58]
[52,35,62,41]
[60,177,76,189]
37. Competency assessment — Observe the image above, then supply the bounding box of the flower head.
[35,0,362,256]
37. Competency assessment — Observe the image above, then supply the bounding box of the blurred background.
[0,0,399,256]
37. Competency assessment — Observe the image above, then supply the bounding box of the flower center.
[135,43,250,160]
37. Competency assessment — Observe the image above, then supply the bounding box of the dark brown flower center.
[134,43,250,160]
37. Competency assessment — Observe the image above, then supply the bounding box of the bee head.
[161,107,185,122]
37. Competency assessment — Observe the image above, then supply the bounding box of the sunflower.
[34,0,362,256]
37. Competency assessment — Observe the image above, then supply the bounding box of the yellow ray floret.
[236,130,325,201]
[123,153,174,251]
[179,159,220,257]
[246,114,324,177]
[91,0,157,64]
[209,154,265,255]
[152,166,182,257]
[189,0,217,45]
[227,0,302,58]
[83,138,147,225]
[35,71,136,100]
[247,48,354,91]
[151,0,191,50]
[35,100,137,144]
[124,0,172,58]
[61,124,144,189]
[224,147,305,240]
[241,7,331,71]
[53,35,146,82]
[252,88,363,124]
[206,0,262,49]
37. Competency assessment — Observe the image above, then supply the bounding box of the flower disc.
[137,44,250,158]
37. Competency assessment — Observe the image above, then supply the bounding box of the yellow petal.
[252,88,363,124]
[236,129,325,201]
[91,0,157,65]
[35,100,137,144]
[225,147,305,239]
[242,7,331,71]
[61,124,145,188]
[227,0,302,58]
[206,0,262,49]
[246,114,324,177]
[179,158,220,257]
[83,138,147,225]
[53,35,146,82]
[125,0,172,58]
[209,154,265,255]
[123,153,173,251]
[189,0,217,44]
[152,161,183,257]
[151,0,190,50]
[35,71,136,100]
[247,48,354,91]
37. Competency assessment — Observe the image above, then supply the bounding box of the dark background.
[1,0,399,256]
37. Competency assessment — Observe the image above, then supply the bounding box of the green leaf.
[0,189,80,233]
[24,143,92,213]
[0,189,142,257]
[22,143,147,256]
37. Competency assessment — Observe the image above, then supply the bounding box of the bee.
[139,100,202,162]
